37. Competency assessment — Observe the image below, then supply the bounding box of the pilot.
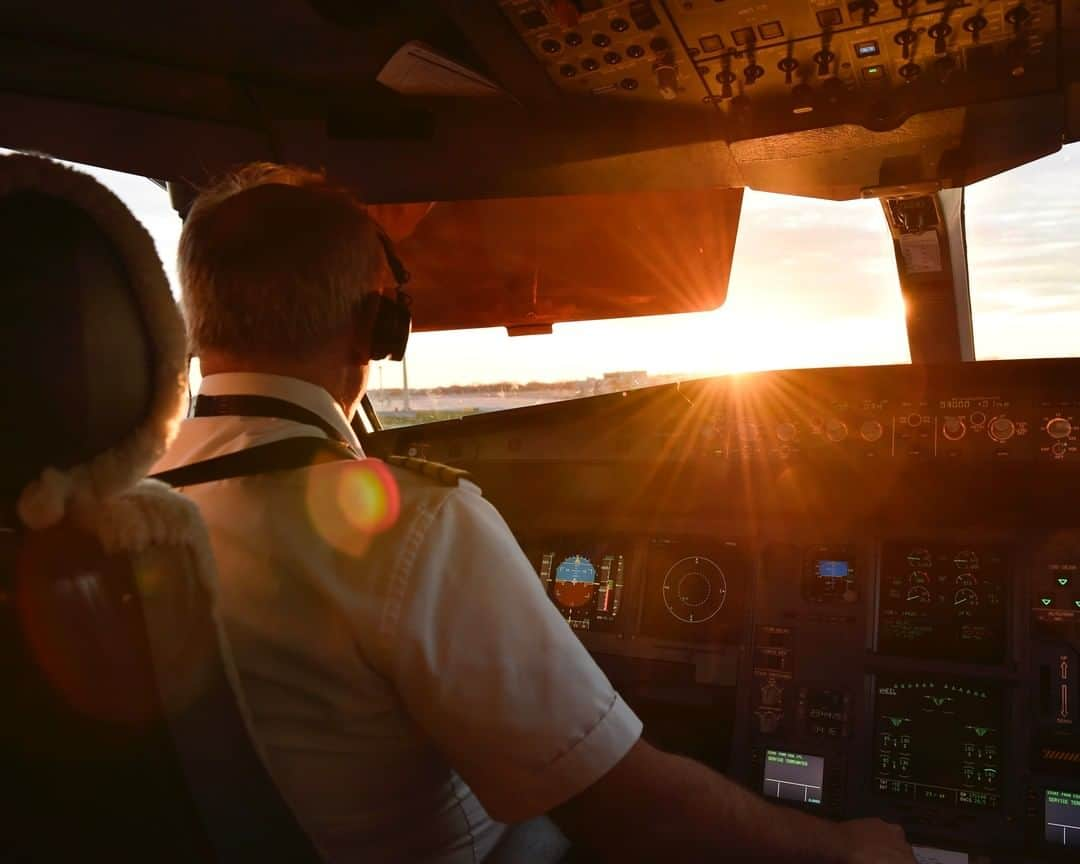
[153,162,916,864]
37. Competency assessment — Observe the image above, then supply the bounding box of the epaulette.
[387,455,473,487]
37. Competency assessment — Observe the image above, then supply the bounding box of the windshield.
[369,191,909,427]
[966,144,1080,361]
[53,149,1080,433]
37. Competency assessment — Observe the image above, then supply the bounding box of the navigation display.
[762,750,824,806]
[878,543,1007,663]
[640,538,747,643]
[1045,789,1080,849]
[873,676,1002,809]
[532,541,626,632]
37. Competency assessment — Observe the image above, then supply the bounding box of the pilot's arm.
[367,481,914,863]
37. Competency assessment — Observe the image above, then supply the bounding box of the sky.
[42,142,1080,391]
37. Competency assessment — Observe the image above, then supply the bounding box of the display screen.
[878,543,1007,663]
[802,545,856,602]
[533,541,625,631]
[640,538,746,642]
[873,676,1002,809]
[854,40,880,58]
[1045,789,1080,848]
[762,750,824,805]
[817,560,850,579]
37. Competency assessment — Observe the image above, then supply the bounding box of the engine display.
[762,749,824,806]
[1045,789,1080,849]
[535,542,625,631]
[873,677,1003,810]
[640,538,746,642]
[878,543,1008,664]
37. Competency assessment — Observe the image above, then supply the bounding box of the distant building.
[598,371,649,393]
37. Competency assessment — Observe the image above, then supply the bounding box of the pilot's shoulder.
[384,455,480,494]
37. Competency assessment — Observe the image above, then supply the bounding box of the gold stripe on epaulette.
[387,455,471,486]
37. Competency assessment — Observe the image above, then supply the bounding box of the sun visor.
[372,188,743,335]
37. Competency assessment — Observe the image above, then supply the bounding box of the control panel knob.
[1046,417,1073,440]
[989,415,1016,443]
[860,419,884,443]
[775,422,798,443]
[761,682,783,707]
[826,419,849,443]
[942,416,966,441]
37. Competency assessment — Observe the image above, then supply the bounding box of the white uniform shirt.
[152,373,642,863]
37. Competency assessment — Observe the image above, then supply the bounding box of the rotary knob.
[989,416,1016,443]
[1047,417,1073,440]
[860,419,884,442]
[826,419,849,442]
[942,417,966,441]
[776,422,798,443]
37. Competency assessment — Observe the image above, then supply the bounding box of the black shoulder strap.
[150,437,356,488]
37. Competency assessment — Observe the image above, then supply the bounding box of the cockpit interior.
[2,0,1079,860]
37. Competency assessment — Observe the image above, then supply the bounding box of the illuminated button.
[731,27,756,46]
[826,419,849,442]
[1055,576,1072,588]
[1073,598,1080,609]
[862,64,886,81]
[593,32,612,48]
[1040,597,1054,607]
[855,40,880,58]
[541,38,562,54]
[860,419,884,442]
[942,417,966,441]
[776,422,798,443]
[565,31,584,46]
[699,33,724,52]
[989,416,1016,443]
[816,8,844,27]
[1047,417,1073,439]
[758,21,784,40]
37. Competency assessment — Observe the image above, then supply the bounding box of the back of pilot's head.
[179,163,384,360]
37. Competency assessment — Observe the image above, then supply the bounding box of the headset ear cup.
[366,293,412,362]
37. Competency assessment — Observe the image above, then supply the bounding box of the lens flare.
[305,459,401,557]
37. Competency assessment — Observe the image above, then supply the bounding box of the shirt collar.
[197,372,364,453]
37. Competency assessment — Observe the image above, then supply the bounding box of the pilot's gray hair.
[178,162,384,357]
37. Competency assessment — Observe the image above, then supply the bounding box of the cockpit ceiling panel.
[0,1,1073,201]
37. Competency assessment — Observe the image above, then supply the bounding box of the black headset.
[364,230,412,362]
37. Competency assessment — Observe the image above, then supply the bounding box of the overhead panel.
[498,0,712,105]
[499,0,1058,130]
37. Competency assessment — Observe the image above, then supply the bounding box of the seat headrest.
[0,154,188,530]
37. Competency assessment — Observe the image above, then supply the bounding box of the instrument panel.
[386,360,1080,861]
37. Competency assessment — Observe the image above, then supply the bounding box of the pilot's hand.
[838,818,916,864]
